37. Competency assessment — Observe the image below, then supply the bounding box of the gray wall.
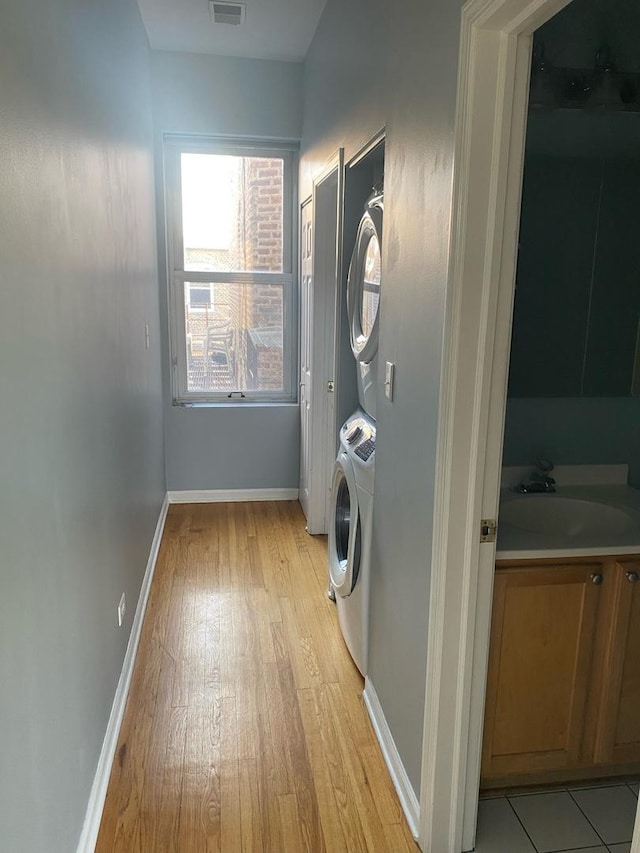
[504,398,640,486]
[0,1,164,850]
[302,0,464,794]
[151,51,304,491]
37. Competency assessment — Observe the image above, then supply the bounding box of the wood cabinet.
[594,559,640,765]
[481,556,640,789]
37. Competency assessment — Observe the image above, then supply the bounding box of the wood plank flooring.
[96,501,418,852]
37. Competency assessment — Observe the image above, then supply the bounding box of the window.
[164,137,297,403]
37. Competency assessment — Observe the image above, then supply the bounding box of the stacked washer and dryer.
[328,185,383,676]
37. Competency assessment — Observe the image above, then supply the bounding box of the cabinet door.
[595,559,640,764]
[482,563,603,782]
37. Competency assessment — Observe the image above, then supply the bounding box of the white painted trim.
[304,150,343,535]
[76,493,170,853]
[420,18,526,853]
[363,677,420,840]
[164,139,298,406]
[167,488,299,504]
[299,195,314,525]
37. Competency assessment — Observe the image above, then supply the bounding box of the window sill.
[172,399,299,409]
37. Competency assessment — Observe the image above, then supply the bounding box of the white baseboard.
[167,488,299,503]
[363,676,420,840]
[76,492,170,853]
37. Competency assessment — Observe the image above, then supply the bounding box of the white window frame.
[186,283,215,310]
[164,135,298,404]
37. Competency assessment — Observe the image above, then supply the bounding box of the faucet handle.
[525,458,556,491]
[536,458,554,474]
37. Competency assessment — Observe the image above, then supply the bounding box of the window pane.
[184,282,285,394]
[181,153,284,273]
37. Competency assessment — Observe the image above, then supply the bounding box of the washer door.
[328,455,362,598]
[347,201,383,364]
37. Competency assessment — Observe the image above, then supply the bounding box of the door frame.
[298,194,314,524]
[301,150,344,534]
[417,0,640,851]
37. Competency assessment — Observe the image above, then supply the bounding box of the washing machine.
[347,185,383,420]
[328,410,376,675]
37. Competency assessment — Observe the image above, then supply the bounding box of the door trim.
[301,150,344,534]
[346,127,386,171]
[298,194,313,525]
[418,1,586,851]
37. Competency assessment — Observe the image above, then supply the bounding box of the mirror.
[361,234,381,340]
[508,111,640,399]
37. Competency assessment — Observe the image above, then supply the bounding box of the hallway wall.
[301,0,465,796]
[0,1,164,850]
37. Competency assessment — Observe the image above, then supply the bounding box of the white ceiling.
[137,0,327,62]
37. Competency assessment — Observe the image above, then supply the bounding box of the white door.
[299,198,313,522]
[299,153,344,535]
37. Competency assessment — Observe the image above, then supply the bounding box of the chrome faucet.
[516,459,556,494]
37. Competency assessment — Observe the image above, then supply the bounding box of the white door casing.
[315,153,344,532]
[414,2,640,853]
[299,197,313,523]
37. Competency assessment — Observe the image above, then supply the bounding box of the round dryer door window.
[361,235,381,340]
[348,200,383,364]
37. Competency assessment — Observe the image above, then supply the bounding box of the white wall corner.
[167,488,299,503]
[363,676,420,840]
[76,492,170,853]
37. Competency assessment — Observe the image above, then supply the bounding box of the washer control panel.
[346,425,363,445]
[341,413,376,464]
[355,438,375,462]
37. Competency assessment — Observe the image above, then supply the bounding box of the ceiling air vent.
[209,2,246,25]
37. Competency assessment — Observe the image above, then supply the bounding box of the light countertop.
[496,472,640,561]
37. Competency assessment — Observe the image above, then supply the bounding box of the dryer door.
[347,202,382,364]
[328,455,362,598]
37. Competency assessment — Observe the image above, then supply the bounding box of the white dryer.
[328,410,376,675]
[347,187,383,420]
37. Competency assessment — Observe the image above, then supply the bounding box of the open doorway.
[419,0,640,851]
[478,1,640,848]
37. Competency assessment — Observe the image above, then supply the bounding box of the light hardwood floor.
[96,501,418,852]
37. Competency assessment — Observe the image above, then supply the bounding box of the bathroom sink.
[499,495,636,538]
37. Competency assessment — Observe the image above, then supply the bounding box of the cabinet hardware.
[626,571,639,583]
[590,572,603,585]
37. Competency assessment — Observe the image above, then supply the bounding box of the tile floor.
[476,782,639,853]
